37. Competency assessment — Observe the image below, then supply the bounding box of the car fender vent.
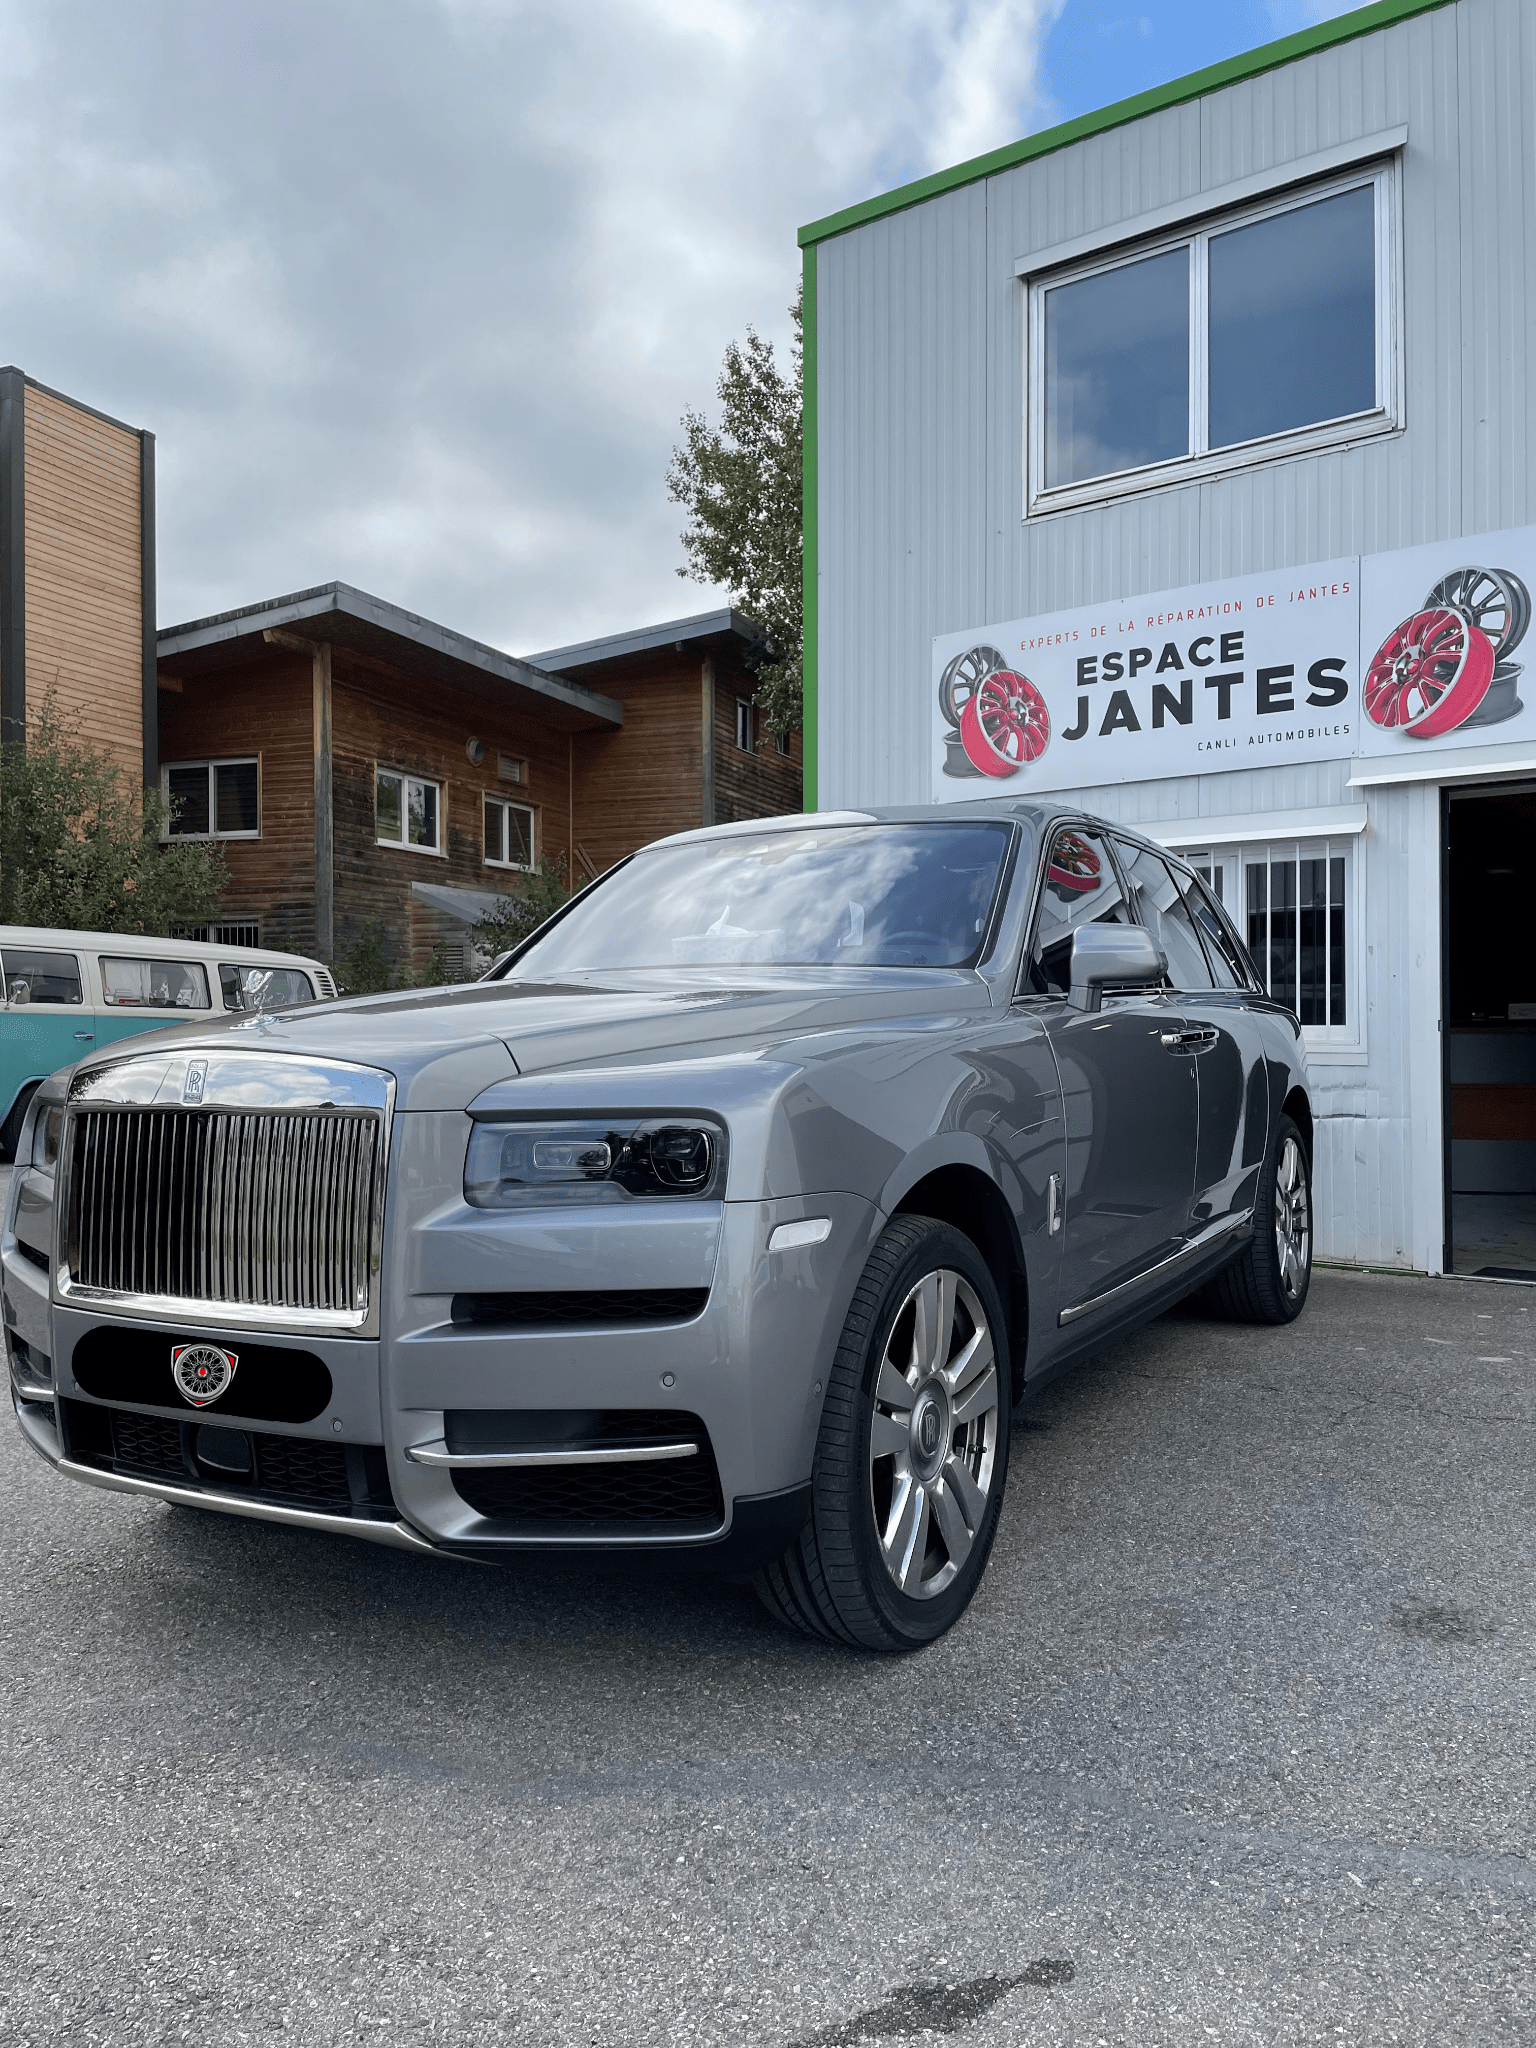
[449,1289,709,1329]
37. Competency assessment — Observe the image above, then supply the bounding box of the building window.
[162,759,260,839]
[1191,839,1356,1044]
[484,796,534,871]
[173,921,262,948]
[1029,165,1397,509]
[775,725,792,757]
[376,769,442,854]
[735,700,754,752]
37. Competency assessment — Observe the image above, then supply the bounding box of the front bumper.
[7,1155,879,1564]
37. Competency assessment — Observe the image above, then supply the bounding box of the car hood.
[64,969,996,1109]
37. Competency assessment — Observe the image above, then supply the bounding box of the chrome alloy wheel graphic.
[172,1342,239,1407]
[1274,1136,1311,1304]
[869,1268,999,1600]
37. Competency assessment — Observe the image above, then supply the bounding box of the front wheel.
[1207,1115,1312,1324]
[754,1217,1011,1651]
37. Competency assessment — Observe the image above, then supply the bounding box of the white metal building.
[800,0,1536,1279]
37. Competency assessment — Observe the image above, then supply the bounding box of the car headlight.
[30,1103,63,1175]
[465,1117,726,1207]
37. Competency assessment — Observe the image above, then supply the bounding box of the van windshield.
[504,822,1016,974]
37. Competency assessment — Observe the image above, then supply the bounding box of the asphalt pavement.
[1,1262,1532,2047]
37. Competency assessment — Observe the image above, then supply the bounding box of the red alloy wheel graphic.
[1046,830,1102,895]
[958,668,1051,777]
[1363,606,1496,737]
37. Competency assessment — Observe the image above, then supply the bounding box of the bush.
[0,692,226,933]
[473,854,572,964]
[333,920,396,995]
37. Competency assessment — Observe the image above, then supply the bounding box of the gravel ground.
[1,1266,1533,2046]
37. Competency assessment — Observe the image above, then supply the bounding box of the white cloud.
[0,0,1061,652]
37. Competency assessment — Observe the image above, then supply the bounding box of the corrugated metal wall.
[814,0,1536,1270]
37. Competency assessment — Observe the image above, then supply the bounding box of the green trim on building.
[797,0,1451,249]
[800,240,818,812]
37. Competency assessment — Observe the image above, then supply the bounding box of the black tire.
[1207,1114,1312,1324]
[754,1216,1012,1651]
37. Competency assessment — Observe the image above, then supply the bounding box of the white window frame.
[483,795,536,873]
[734,699,755,753]
[1024,159,1402,517]
[375,767,445,857]
[1187,836,1365,1063]
[160,757,261,841]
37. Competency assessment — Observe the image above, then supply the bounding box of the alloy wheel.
[868,1268,1000,1600]
[1274,1135,1311,1302]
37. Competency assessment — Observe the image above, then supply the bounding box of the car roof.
[0,926,326,969]
[651,798,1180,858]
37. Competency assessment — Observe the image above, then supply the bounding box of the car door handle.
[1159,1027,1217,1054]
[73,1031,95,1041]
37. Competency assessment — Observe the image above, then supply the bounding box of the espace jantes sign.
[932,524,1536,800]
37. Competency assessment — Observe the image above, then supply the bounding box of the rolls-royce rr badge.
[172,1343,238,1406]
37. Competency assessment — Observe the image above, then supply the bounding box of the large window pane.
[505,804,533,867]
[408,779,438,849]
[1044,248,1190,486]
[376,772,402,842]
[1329,855,1347,1027]
[1298,857,1327,1025]
[1208,185,1376,449]
[214,761,259,834]
[167,765,209,837]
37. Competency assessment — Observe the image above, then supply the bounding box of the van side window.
[220,964,315,1011]
[100,958,211,1010]
[1,949,84,1005]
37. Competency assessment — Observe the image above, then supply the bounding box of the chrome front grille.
[64,1105,384,1324]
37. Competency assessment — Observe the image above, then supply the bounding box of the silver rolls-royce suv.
[5,803,1313,1649]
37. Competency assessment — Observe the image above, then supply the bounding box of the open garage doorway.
[1443,783,1536,1279]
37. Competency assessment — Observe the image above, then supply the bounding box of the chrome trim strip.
[1058,1208,1254,1327]
[53,1456,447,1556]
[406,1438,701,1470]
[10,1372,53,1402]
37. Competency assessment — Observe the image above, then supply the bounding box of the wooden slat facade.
[22,386,144,779]
[158,618,803,980]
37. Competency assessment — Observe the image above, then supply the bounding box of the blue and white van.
[0,928,335,1157]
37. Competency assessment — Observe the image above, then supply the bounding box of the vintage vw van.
[0,929,335,1157]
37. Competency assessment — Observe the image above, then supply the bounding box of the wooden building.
[156,588,802,980]
[0,363,802,976]
[0,368,156,783]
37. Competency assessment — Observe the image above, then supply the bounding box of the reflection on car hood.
[66,968,995,1100]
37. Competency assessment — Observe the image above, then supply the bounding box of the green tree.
[0,691,226,933]
[472,854,572,964]
[668,288,802,737]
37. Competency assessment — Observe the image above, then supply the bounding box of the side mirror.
[1068,925,1167,1013]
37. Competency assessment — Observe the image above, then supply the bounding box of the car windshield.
[506,822,1017,974]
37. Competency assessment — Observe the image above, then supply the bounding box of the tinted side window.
[220,963,315,1011]
[1,948,84,1005]
[1112,839,1214,991]
[1186,872,1249,989]
[1025,828,1129,995]
[100,957,211,1010]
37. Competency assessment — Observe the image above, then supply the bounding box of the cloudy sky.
[2,0,1352,658]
